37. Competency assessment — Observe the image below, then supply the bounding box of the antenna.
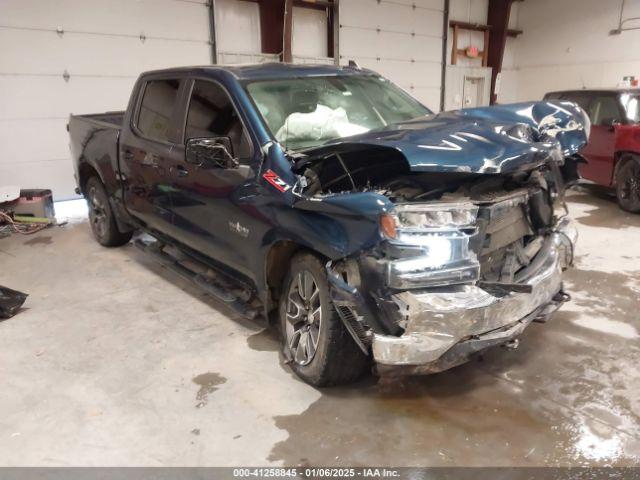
[348,60,361,70]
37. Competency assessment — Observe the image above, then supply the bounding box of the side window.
[562,93,591,112]
[588,96,622,126]
[137,79,181,142]
[185,80,252,160]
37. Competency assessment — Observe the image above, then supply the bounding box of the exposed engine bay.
[293,146,569,287]
[289,143,579,374]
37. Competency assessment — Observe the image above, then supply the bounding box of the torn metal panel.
[371,222,576,371]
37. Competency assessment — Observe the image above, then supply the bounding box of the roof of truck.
[545,87,640,96]
[143,62,377,81]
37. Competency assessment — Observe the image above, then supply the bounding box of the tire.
[85,176,133,247]
[616,156,640,213]
[279,252,369,386]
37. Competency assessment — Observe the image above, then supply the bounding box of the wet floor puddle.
[192,372,227,409]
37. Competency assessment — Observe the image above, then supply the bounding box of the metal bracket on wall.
[56,26,64,37]
[62,70,70,82]
[139,32,146,43]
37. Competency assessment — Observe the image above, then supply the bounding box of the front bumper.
[372,218,577,374]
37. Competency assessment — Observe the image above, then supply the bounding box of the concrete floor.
[0,188,639,467]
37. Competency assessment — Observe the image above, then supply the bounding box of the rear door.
[579,94,622,186]
[119,76,187,235]
[168,77,262,279]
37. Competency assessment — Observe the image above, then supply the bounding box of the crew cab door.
[119,76,187,235]
[169,77,261,280]
[579,94,622,186]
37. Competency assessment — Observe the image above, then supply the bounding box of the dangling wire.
[0,212,49,236]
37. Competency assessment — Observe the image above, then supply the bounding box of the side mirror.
[186,137,239,169]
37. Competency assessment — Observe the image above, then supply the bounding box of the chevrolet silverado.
[68,63,589,386]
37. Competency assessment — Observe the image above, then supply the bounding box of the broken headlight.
[383,203,481,289]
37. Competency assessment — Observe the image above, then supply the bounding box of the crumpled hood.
[298,101,590,174]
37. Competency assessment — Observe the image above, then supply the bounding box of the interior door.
[169,78,260,278]
[119,77,185,235]
[463,76,483,108]
[579,94,621,186]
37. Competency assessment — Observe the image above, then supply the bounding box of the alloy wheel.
[88,186,108,239]
[620,162,640,203]
[285,270,322,366]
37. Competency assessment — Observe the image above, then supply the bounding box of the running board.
[134,238,259,320]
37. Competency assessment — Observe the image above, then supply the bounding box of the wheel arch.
[263,239,329,317]
[613,151,640,186]
[78,161,102,195]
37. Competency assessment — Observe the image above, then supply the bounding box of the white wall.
[0,0,212,200]
[500,0,640,103]
[339,0,445,111]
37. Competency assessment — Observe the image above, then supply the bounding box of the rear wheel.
[616,156,640,213]
[86,176,133,246]
[279,253,368,386]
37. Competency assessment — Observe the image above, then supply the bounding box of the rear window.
[137,79,181,142]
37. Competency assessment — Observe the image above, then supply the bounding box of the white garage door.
[339,0,444,112]
[0,0,212,200]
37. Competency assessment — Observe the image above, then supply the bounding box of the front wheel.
[86,176,133,247]
[279,253,368,387]
[616,157,640,213]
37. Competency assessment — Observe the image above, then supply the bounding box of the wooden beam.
[326,0,335,58]
[449,20,521,37]
[259,0,285,55]
[487,0,515,104]
[283,0,294,62]
[451,23,458,65]
[293,0,333,10]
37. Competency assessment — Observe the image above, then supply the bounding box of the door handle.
[174,165,189,177]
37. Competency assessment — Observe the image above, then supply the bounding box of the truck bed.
[68,111,125,195]
[70,111,125,129]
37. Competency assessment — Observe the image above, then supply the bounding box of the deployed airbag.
[276,104,369,145]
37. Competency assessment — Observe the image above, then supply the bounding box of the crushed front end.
[326,167,578,374]
[291,100,589,375]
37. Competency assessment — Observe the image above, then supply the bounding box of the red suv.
[544,89,640,212]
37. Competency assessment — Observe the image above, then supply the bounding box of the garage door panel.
[409,62,443,87]
[376,33,441,61]
[340,29,441,64]
[0,0,209,40]
[340,0,443,36]
[338,28,378,58]
[411,87,441,111]
[340,0,443,112]
[0,119,69,164]
[354,58,440,89]
[0,159,76,200]
[0,2,213,199]
[0,76,135,120]
[0,30,211,76]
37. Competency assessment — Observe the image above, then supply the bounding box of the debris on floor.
[1,188,56,238]
[0,286,28,319]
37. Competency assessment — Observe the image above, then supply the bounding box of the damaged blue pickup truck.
[68,63,589,386]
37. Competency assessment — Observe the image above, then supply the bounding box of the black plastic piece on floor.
[0,286,28,319]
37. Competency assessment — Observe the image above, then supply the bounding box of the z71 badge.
[263,169,291,192]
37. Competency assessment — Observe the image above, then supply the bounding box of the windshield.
[621,93,640,123]
[245,75,431,150]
